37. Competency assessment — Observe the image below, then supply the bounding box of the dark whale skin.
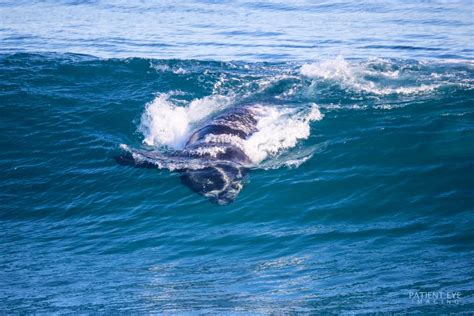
[116,105,260,204]
[179,106,259,204]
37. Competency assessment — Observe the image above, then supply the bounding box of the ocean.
[1,0,473,313]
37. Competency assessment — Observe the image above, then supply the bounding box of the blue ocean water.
[1,0,474,313]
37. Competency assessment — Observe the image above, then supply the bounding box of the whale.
[117,105,260,205]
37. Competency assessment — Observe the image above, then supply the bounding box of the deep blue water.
[1,0,474,314]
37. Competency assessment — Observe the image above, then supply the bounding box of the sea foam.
[300,56,440,95]
[244,104,323,163]
[140,94,232,149]
[139,94,323,167]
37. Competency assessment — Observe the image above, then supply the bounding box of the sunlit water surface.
[1,0,473,313]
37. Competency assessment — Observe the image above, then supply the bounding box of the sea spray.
[139,97,323,166]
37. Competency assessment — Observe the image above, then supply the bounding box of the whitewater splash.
[300,56,442,96]
[138,94,323,167]
[140,94,233,149]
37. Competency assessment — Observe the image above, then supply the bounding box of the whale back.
[179,106,259,204]
[186,107,258,146]
[117,106,260,204]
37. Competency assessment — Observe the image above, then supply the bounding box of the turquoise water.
[1,1,474,314]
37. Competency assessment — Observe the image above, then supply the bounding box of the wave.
[300,56,449,96]
[108,54,474,171]
[9,52,464,172]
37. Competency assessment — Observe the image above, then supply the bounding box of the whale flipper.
[116,145,193,170]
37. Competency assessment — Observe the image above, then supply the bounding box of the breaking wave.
[136,93,323,168]
[117,55,473,172]
[300,56,473,96]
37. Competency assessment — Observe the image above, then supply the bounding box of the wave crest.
[300,56,442,95]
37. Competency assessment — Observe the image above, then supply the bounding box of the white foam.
[204,133,246,150]
[149,62,188,74]
[139,93,232,149]
[243,104,323,163]
[379,84,439,95]
[138,96,323,168]
[283,156,312,169]
[301,55,354,82]
[187,146,227,158]
[300,56,439,95]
